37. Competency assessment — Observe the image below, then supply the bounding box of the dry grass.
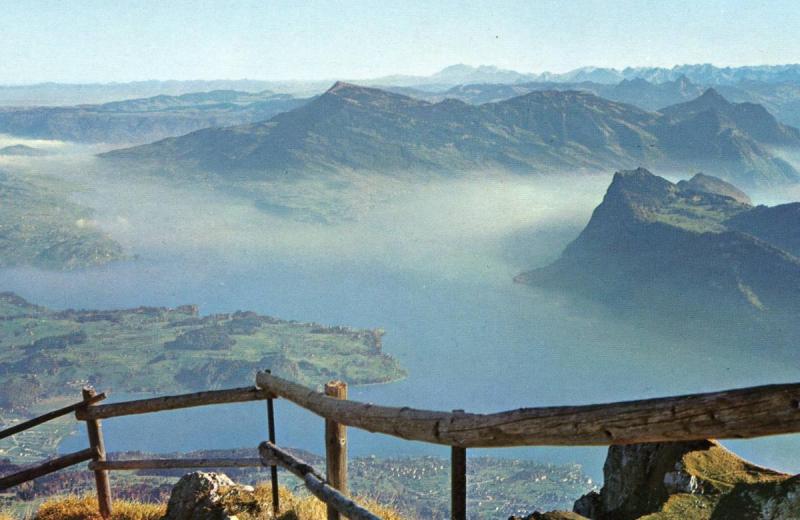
[218,484,407,520]
[25,485,407,520]
[33,496,165,520]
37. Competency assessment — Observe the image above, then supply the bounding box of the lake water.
[4,157,800,480]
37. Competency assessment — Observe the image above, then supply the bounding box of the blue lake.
[6,252,798,481]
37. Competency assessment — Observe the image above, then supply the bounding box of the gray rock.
[161,471,249,520]
[573,491,601,518]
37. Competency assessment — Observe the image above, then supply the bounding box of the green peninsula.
[0,292,405,412]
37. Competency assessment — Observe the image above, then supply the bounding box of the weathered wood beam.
[259,442,382,520]
[0,393,106,440]
[256,371,800,447]
[77,386,270,420]
[0,448,95,490]
[89,458,264,471]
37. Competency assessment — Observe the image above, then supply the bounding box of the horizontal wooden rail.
[256,371,800,447]
[89,457,263,471]
[77,386,270,420]
[0,393,106,440]
[0,448,96,490]
[259,442,381,520]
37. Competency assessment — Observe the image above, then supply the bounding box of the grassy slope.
[621,442,790,520]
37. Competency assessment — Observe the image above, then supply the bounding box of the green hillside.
[0,172,124,270]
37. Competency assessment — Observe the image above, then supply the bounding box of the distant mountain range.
[545,63,800,86]
[0,90,308,144]
[391,76,800,130]
[6,65,800,147]
[101,82,800,188]
[387,76,706,112]
[5,63,800,106]
[369,64,540,89]
[516,168,800,346]
[0,80,309,106]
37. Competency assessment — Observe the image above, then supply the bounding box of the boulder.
[161,471,255,520]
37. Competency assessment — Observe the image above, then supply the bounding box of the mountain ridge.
[0,90,308,144]
[517,168,800,345]
[101,83,800,188]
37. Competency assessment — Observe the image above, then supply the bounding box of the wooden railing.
[2,374,800,520]
[255,372,800,519]
[254,373,800,446]
[0,392,106,490]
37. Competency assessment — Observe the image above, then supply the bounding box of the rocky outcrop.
[161,472,255,520]
[676,172,752,205]
[519,440,799,520]
[571,440,790,519]
[517,168,800,348]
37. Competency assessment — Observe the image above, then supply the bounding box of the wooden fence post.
[265,372,280,516]
[451,446,467,520]
[82,387,113,519]
[325,380,348,520]
[451,408,466,520]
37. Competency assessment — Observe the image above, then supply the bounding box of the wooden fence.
[2,372,800,520]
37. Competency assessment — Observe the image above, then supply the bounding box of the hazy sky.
[2,0,798,84]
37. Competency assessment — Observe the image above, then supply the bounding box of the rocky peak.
[677,173,752,205]
[659,88,732,119]
[326,80,360,93]
[604,168,676,209]
[697,87,729,106]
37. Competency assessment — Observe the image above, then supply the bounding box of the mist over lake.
[1,151,798,481]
